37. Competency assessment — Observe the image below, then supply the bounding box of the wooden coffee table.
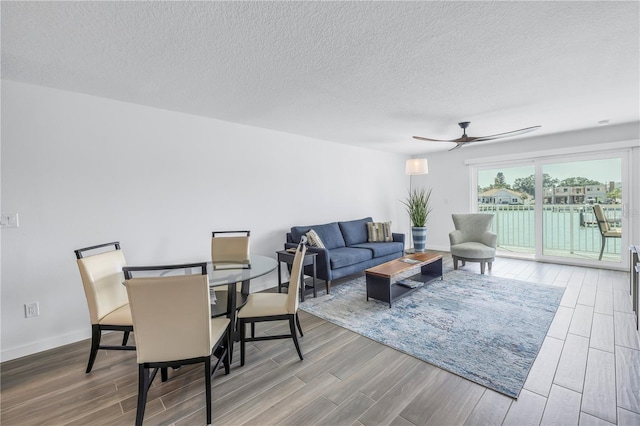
[365,252,443,307]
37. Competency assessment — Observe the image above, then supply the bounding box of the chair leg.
[599,235,606,260]
[161,367,168,382]
[205,358,212,425]
[295,312,304,337]
[453,257,459,270]
[251,322,255,338]
[240,319,246,367]
[223,328,231,375]
[289,315,303,361]
[122,330,131,346]
[135,365,150,426]
[86,325,102,373]
[480,262,486,274]
[228,322,235,365]
[488,262,493,271]
[326,280,331,294]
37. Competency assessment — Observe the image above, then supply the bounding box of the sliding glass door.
[540,155,624,263]
[474,150,629,268]
[477,163,536,256]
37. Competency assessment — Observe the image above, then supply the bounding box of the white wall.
[2,81,638,362]
[410,123,640,253]
[0,81,409,361]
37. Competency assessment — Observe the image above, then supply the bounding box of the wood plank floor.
[2,254,639,425]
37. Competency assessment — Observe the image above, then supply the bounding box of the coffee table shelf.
[365,253,443,307]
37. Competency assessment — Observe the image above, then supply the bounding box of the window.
[473,149,629,268]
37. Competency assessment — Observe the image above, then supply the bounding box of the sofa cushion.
[338,217,373,246]
[329,247,373,269]
[290,222,346,250]
[366,221,393,242]
[350,241,404,258]
[451,242,496,259]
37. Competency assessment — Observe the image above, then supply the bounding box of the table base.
[366,254,443,308]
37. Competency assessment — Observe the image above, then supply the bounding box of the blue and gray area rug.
[299,270,565,398]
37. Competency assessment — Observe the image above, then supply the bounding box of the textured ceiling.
[2,1,639,154]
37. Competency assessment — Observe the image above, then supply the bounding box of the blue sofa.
[285,217,405,293]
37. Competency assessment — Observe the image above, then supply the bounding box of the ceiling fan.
[413,122,541,151]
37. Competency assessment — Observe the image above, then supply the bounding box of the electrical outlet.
[25,302,39,318]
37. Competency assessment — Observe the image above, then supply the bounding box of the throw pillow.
[306,229,326,248]
[367,222,393,242]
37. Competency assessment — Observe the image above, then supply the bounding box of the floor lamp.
[405,158,429,253]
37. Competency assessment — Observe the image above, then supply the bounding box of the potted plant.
[401,187,433,252]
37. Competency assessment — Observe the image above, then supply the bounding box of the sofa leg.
[480,262,486,274]
[453,258,459,270]
[488,262,493,271]
[326,281,331,294]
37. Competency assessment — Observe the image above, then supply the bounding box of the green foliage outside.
[558,177,602,187]
[607,187,621,201]
[512,173,559,197]
[480,172,608,198]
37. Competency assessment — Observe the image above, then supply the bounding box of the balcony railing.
[478,204,622,261]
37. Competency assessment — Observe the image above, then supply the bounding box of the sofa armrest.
[449,230,464,246]
[392,233,405,251]
[481,231,498,249]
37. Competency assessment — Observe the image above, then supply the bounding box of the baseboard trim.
[1,329,90,363]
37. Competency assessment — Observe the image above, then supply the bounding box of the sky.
[477,158,622,189]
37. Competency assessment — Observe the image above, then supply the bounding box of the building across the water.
[478,188,527,205]
[542,182,619,204]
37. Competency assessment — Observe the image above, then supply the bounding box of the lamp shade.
[405,158,429,175]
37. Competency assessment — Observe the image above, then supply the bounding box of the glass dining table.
[126,255,276,362]
[208,255,278,318]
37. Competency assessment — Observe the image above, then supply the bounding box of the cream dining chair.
[123,262,230,426]
[212,230,251,294]
[211,230,251,267]
[237,239,307,366]
[74,241,134,373]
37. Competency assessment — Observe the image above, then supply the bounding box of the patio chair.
[593,204,622,260]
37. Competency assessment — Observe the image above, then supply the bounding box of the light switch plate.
[0,213,19,228]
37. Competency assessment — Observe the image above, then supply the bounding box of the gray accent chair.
[449,214,497,274]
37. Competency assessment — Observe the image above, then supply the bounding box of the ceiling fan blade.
[448,143,464,151]
[473,125,541,142]
[412,135,481,143]
[412,136,456,142]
